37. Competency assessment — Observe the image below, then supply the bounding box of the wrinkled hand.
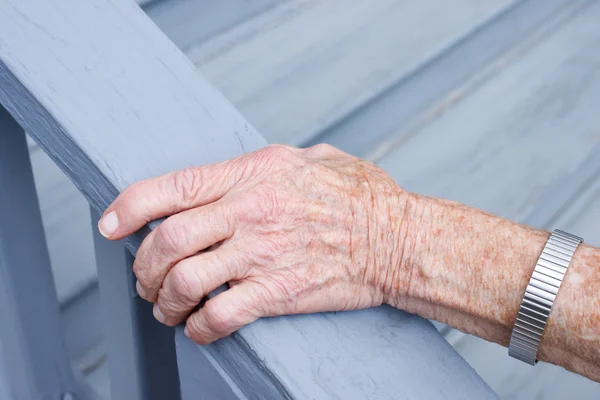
[98,144,407,344]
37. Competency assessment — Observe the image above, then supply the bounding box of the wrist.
[383,193,551,344]
[378,189,428,306]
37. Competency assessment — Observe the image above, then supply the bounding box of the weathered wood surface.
[302,0,578,158]
[0,348,8,400]
[0,108,90,400]
[29,147,96,303]
[186,0,514,146]
[92,212,181,400]
[145,0,284,51]
[0,0,495,399]
[378,0,600,222]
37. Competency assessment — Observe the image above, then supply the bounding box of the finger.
[134,202,234,302]
[184,283,261,345]
[153,243,247,326]
[98,161,240,240]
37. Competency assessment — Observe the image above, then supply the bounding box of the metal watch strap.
[508,229,583,365]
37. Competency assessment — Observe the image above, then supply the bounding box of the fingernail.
[98,211,119,238]
[153,304,165,323]
[184,326,191,338]
[135,281,147,298]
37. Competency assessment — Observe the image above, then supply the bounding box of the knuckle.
[132,258,146,282]
[132,256,154,292]
[204,302,231,335]
[263,144,297,163]
[155,218,189,255]
[186,318,211,345]
[308,143,338,157]
[360,159,379,170]
[170,167,203,204]
[155,303,179,326]
[170,261,202,301]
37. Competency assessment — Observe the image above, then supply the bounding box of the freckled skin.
[101,144,600,382]
[390,196,600,381]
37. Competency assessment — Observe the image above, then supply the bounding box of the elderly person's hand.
[98,144,408,344]
[99,143,600,382]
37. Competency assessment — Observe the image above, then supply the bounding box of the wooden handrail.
[0,1,497,398]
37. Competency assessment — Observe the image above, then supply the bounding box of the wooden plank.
[0,344,10,400]
[29,147,97,303]
[304,0,577,157]
[91,212,181,400]
[377,0,600,224]
[0,108,90,400]
[26,103,107,369]
[0,0,496,398]
[188,0,514,146]
[145,0,284,51]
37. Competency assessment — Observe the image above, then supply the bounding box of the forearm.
[385,193,600,381]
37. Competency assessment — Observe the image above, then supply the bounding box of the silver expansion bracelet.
[508,229,583,365]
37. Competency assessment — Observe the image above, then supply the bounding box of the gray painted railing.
[0,0,497,399]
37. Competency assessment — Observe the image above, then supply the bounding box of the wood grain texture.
[188,0,514,146]
[301,0,576,157]
[0,0,496,398]
[378,0,600,224]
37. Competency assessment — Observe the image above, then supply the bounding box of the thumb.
[99,160,241,240]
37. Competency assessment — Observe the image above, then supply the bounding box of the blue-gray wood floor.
[3,0,600,398]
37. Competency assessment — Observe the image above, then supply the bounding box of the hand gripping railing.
[0,1,497,399]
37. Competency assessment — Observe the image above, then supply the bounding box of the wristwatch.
[508,229,583,365]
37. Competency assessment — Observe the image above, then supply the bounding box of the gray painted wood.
[92,210,181,400]
[29,147,97,304]
[303,0,577,157]
[145,0,284,51]
[0,0,495,399]
[0,344,10,400]
[377,0,600,224]
[27,142,105,366]
[176,329,249,400]
[61,281,104,368]
[187,0,514,146]
[0,107,89,400]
